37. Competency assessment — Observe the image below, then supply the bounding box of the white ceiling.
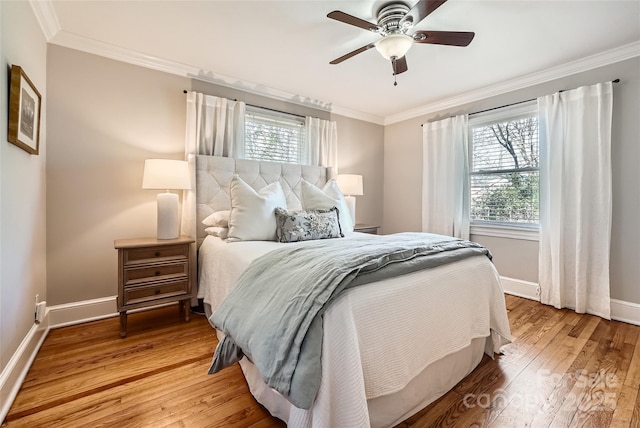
[40,0,640,123]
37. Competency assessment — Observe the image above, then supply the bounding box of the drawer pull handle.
[155,289,161,295]
[155,251,161,257]
[155,271,161,276]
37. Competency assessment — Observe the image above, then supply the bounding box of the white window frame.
[468,101,540,241]
[244,106,306,164]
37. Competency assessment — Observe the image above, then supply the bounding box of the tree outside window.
[470,105,539,226]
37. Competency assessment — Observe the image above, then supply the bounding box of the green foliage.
[471,172,539,223]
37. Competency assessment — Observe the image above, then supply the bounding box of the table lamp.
[142,159,191,240]
[337,174,363,225]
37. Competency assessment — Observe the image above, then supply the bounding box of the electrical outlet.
[536,285,541,296]
[36,301,47,323]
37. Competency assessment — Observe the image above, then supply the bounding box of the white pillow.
[205,226,228,240]
[301,179,354,233]
[228,176,288,242]
[202,210,230,227]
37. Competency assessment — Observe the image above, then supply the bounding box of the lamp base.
[344,195,356,226]
[157,192,180,240]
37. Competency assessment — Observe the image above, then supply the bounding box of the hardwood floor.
[3,296,639,427]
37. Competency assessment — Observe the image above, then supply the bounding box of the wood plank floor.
[3,295,639,427]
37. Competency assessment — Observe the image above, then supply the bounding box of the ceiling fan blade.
[399,0,448,28]
[330,43,376,65]
[327,11,381,32]
[413,31,475,47]
[392,56,408,75]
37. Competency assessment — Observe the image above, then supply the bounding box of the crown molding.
[49,30,336,113]
[330,105,384,125]
[384,41,640,125]
[29,0,60,41]
[29,0,370,121]
[50,29,639,126]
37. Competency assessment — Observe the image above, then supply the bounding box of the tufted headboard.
[195,155,328,245]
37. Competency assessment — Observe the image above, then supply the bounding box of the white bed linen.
[199,233,511,427]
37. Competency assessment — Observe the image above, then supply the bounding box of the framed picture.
[8,65,42,155]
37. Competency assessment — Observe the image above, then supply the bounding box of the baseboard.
[48,296,118,329]
[47,296,181,329]
[0,312,50,423]
[610,299,640,326]
[500,276,640,326]
[500,276,540,301]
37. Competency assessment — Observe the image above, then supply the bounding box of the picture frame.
[8,65,42,155]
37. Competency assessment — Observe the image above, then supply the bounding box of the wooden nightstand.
[354,224,379,235]
[114,236,195,338]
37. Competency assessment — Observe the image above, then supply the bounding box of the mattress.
[199,233,511,427]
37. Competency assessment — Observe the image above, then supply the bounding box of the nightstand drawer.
[123,244,189,265]
[123,279,189,306]
[124,261,188,285]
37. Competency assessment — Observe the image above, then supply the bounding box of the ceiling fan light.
[375,33,413,60]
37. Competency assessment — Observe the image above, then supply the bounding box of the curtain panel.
[304,116,339,176]
[537,82,613,319]
[182,92,246,239]
[422,115,470,240]
[184,92,246,158]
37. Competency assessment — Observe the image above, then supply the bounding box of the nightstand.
[354,224,379,235]
[114,236,195,338]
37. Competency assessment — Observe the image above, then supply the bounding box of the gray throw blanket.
[208,232,491,409]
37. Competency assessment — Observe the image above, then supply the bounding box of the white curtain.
[184,92,246,157]
[422,115,470,240]
[304,116,339,175]
[181,92,246,239]
[537,82,613,319]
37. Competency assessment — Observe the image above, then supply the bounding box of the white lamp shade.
[375,34,413,60]
[337,174,363,196]
[142,159,191,190]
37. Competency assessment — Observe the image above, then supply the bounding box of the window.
[244,106,305,164]
[469,102,539,230]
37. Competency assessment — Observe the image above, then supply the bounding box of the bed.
[195,155,511,428]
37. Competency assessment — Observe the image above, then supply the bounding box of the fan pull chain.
[392,57,398,86]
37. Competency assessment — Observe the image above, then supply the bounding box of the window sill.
[470,224,539,241]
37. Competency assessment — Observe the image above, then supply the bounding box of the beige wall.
[384,57,640,303]
[330,114,384,228]
[46,46,385,306]
[46,45,189,305]
[1,0,48,384]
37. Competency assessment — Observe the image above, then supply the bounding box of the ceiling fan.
[327,0,475,85]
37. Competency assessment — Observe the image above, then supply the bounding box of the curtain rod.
[420,79,620,126]
[469,78,620,117]
[182,90,306,120]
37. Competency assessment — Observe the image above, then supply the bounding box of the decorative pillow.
[227,176,288,242]
[202,210,230,227]
[205,226,228,240]
[301,179,354,233]
[274,207,343,243]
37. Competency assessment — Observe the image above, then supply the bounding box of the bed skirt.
[237,335,486,428]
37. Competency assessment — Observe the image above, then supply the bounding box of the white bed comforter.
[198,233,511,427]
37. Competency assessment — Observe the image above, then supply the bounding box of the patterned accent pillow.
[274,207,344,243]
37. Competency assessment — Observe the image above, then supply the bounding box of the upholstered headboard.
[195,155,328,245]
